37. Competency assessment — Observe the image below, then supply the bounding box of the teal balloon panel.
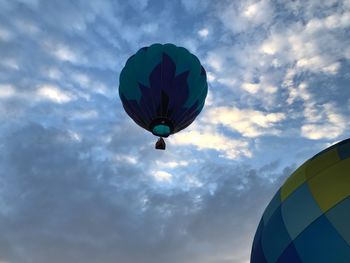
[251,138,350,263]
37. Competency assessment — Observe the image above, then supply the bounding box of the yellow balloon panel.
[308,158,350,212]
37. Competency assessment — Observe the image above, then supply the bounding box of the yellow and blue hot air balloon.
[119,43,208,150]
[251,139,350,262]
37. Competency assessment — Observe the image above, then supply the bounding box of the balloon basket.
[155,137,166,150]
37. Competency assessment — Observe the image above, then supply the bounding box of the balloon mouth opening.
[152,124,171,137]
[149,117,174,137]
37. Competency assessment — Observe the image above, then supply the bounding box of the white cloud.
[0,85,16,98]
[301,103,346,140]
[206,72,216,82]
[44,40,82,65]
[204,106,286,137]
[260,34,286,55]
[37,85,74,104]
[286,79,303,105]
[171,129,251,160]
[182,38,199,53]
[46,68,62,80]
[69,71,110,97]
[243,0,272,22]
[260,10,350,75]
[205,52,224,72]
[140,23,158,33]
[220,0,274,33]
[203,41,282,108]
[241,82,260,94]
[217,78,236,87]
[152,170,173,182]
[198,28,209,38]
[286,81,347,140]
[155,160,190,169]
[265,85,278,94]
[70,110,98,120]
[204,88,214,107]
[112,154,138,165]
[53,45,79,63]
[67,130,82,142]
[72,73,90,87]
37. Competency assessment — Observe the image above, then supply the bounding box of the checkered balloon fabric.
[251,139,350,263]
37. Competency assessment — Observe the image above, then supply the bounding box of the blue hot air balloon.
[251,138,350,262]
[119,43,208,149]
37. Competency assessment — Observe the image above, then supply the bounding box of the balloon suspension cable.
[155,137,166,150]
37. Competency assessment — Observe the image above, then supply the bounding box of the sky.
[0,0,350,262]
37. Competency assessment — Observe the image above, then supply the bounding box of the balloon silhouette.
[119,43,208,149]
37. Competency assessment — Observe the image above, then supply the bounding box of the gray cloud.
[0,122,294,263]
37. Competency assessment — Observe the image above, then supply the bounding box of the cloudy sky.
[0,0,350,262]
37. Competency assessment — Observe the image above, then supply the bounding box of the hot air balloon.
[251,139,350,262]
[119,43,208,150]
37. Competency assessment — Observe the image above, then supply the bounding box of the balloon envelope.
[251,138,350,262]
[119,43,208,138]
